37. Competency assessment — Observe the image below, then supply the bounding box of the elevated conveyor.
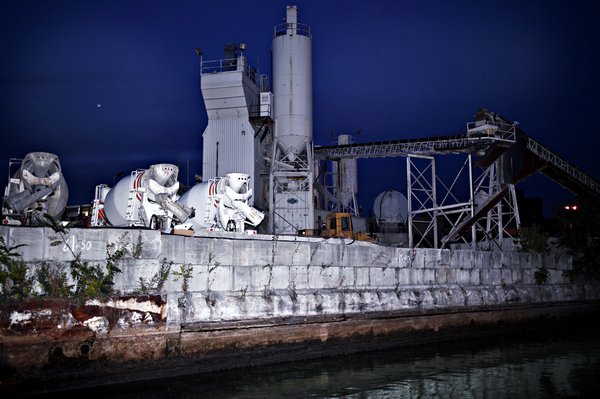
[522,133,600,196]
[442,127,600,243]
[314,109,600,248]
[314,131,514,160]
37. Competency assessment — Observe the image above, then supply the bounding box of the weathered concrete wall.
[1,225,599,391]
[0,225,589,329]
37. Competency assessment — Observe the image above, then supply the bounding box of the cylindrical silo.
[337,135,358,209]
[272,6,312,160]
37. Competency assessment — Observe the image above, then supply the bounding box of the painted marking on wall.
[63,235,92,252]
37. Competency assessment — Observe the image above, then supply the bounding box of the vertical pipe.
[469,154,476,248]
[268,143,277,233]
[216,142,219,177]
[497,196,503,249]
[485,164,494,248]
[407,156,413,248]
[308,140,315,229]
[432,158,438,249]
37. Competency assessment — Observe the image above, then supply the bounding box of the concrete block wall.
[0,226,586,329]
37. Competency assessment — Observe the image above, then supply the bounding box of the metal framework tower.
[407,152,521,250]
[268,140,314,233]
[313,110,538,249]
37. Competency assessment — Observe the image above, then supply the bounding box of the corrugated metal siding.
[201,68,263,207]
[203,118,252,179]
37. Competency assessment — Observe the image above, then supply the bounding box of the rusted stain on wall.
[1,299,599,395]
[0,296,166,382]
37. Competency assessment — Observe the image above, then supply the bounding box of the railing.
[314,133,513,160]
[249,103,272,119]
[201,56,269,91]
[256,74,271,92]
[466,120,516,142]
[273,22,312,39]
[333,136,356,146]
[313,118,600,195]
[201,57,241,74]
[524,135,600,194]
[314,116,518,160]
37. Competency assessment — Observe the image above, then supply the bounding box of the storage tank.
[2,152,68,224]
[272,5,313,160]
[373,190,409,224]
[337,135,358,210]
[178,173,264,232]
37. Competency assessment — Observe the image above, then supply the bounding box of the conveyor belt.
[314,132,514,160]
[522,133,600,196]
[314,125,600,197]
[315,112,600,246]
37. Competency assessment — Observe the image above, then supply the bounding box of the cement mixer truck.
[91,164,193,231]
[177,173,264,233]
[2,152,69,225]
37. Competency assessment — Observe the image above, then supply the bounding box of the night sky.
[2,0,599,217]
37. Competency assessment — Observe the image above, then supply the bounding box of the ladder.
[125,170,145,225]
[204,178,220,226]
[90,184,109,226]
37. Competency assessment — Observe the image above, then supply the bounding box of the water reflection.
[77,328,600,398]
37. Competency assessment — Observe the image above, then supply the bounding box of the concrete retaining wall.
[3,225,599,391]
[0,225,589,331]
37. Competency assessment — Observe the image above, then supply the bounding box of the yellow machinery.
[300,213,375,241]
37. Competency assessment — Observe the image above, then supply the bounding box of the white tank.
[103,172,140,227]
[178,173,264,232]
[373,190,409,224]
[102,164,190,228]
[177,179,213,230]
[272,6,313,160]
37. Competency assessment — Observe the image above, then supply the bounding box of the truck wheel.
[150,215,158,230]
[226,220,236,232]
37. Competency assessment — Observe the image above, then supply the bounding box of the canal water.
[84,324,600,399]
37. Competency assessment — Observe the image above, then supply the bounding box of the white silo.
[272,5,312,160]
[337,134,358,213]
[268,6,315,234]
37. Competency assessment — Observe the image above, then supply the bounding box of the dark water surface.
[21,325,600,398]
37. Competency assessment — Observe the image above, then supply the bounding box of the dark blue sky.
[2,0,599,217]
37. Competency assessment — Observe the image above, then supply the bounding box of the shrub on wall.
[514,224,550,258]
